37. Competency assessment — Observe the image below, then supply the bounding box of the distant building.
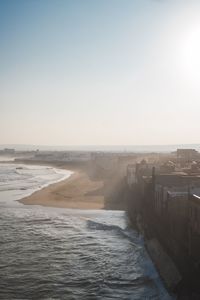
[188,194,200,262]
[33,151,91,162]
[176,149,199,165]
[3,148,15,154]
[154,174,200,217]
[160,161,175,173]
[135,160,157,183]
[127,164,136,188]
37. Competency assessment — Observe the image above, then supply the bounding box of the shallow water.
[0,164,172,299]
[0,163,72,205]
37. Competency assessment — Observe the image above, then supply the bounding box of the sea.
[0,162,173,300]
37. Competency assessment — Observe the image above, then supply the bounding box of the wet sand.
[19,169,105,209]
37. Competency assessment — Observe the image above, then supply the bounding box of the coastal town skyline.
[1,0,200,145]
[2,1,200,298]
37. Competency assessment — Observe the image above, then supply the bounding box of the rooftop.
[155,174,200,186]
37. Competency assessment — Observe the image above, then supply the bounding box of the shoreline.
[18,161,105,210]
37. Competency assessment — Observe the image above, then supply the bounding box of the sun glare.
[181,23,200,85]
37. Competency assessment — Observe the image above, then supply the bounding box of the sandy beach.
[19,168,105,209]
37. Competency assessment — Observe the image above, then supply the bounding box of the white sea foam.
[0,163,174,299]
[0,163,72,205]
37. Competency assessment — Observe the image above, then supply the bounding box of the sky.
[1,0,200,146]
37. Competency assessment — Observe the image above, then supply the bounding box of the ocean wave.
[0,163,71,203]
[0,164,172,300]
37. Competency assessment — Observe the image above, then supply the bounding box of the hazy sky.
[1,0,200,146]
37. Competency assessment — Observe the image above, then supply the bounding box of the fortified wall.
[126,151,200,296]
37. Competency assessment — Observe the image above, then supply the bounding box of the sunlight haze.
[1,0,200,146]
